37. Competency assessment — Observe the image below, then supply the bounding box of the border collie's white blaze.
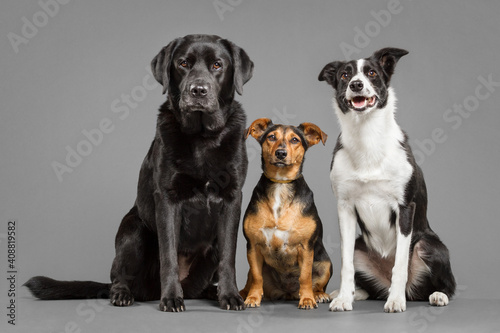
[319,48,456,313]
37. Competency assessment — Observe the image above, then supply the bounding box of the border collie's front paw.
[159,297,185,312]
[219,293,246,311]
[329,296,353,311]
[384,297,406,313]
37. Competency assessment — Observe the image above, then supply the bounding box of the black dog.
[25,34,254,312]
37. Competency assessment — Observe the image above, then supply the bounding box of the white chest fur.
[259,184,292,248]
[331,90,413,256]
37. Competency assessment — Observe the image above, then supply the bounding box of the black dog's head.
[318,48,408,116]
[245,118,327,181]
[151,34,254,134]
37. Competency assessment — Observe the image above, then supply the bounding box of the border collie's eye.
[179,60,188,68]
[213,62,222,70]
[368,70,377,77]
[341,72,349,80]
[290,137,300,144]
[267,134,276,141]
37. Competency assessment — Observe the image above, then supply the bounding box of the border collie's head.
[318,48,408,116]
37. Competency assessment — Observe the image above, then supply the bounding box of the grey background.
[1,0,499,331]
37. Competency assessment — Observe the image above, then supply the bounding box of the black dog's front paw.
[110,288,134,307]
[219,293,246,311]
[159,297,185,312]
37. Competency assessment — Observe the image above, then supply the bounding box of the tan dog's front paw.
[244,295,262,308]
[298,296,318,310]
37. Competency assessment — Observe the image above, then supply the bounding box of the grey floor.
[5,288,499,333]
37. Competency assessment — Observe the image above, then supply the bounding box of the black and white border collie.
[318,48,456,313]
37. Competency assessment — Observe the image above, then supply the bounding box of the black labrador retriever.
[25,34,254,312]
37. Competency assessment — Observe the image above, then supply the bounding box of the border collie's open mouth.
[348,96,377,111]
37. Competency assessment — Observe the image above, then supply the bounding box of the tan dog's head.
[245,118,327,181]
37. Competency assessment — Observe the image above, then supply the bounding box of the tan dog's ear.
[298,122,328,147]
[245,118,273,140]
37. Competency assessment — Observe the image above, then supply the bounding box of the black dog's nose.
[190,84,208,97]
[349,80,364,92]
[275,149,287,160]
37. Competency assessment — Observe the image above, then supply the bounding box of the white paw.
[384,297,406,313]
[329,296,353,312]
[429,292,449,306]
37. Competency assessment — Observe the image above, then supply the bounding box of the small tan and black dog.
[240,118,332,309]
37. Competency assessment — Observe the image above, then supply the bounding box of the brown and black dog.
[240,118,332,309]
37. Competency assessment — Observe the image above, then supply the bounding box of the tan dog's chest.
[244,184,316,272]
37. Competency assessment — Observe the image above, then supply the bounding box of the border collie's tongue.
[352,96,366,108]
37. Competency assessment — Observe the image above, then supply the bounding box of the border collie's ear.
[318,61,343,87]
[371,48,409,80]
[245,118,273,140]
[298,122,328,147]
[221,39,254,95]
[151,38,183,94]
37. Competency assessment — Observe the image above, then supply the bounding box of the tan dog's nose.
[275,149,287,160]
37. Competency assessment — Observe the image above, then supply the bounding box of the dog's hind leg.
[110,206,159,306]
[407,234,456,306]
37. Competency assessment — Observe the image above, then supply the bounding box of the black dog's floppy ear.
[222,39,254,95]
[371,47,408,81]
[318,61,343,87]
[245,118,273,140]
[298,122,328,147]
[151,38,182,95]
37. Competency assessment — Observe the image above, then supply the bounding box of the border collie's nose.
[190,83,208,97]
[275,149,287,160]
[349,80,364,92]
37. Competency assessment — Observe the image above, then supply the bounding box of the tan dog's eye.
[267,134,276,142]
[290,137,300,144]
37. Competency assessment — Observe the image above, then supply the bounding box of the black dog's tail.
[24,276,111,300]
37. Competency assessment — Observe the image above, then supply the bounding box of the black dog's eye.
[267,134,276,141]
[368,70,377,77]
[212,62,222,70]
[290,137,300,144]
[341,72,349,80]
[179,60,188,68]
